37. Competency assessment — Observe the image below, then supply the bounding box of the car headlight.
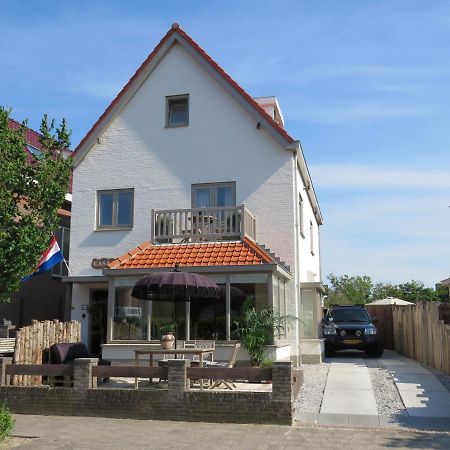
[323,326,337,335]
[364,328,377,335]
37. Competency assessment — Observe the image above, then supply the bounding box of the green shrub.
[0,403,14,440]
[233,307,295,366]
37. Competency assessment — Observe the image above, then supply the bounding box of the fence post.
[168,359,189,395]
[272,361,292,403]
[0,358,8,386]
[73,358,98,391]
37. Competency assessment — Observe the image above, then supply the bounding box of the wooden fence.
[393,302,450,376]
[12,320,81,386]
[366,306,394,350]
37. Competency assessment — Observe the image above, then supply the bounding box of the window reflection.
[113,287,147,340]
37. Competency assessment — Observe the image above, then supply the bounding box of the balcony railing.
[151,204,256,244]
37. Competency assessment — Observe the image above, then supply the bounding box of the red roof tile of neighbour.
[74,23,294,157]
[108,238,273,270]
[8,118,45,153]
[8,118,73,193]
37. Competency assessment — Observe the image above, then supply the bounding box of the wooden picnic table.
[134,348,214,389]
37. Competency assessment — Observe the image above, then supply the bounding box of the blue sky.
[1,0,449,286]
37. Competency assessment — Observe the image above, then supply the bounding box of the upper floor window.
[192,182,236,208]
[97,189,134,229]
[310,220,314,255]
[166,95,189,127]
[299,193,305,238]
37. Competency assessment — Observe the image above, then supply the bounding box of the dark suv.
[322,305,383,357]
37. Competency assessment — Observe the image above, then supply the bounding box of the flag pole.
[63,258,72,276]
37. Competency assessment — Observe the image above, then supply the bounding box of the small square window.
[166,95,189,127]
[97,189,134,230]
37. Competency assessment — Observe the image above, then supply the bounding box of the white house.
[65,24,324,364]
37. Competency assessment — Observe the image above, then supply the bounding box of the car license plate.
[343,339,361,344]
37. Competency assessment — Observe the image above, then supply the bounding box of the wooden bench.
[0,338,16,356]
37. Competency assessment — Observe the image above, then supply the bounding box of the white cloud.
[310,164,450,190]
[289,102,425,125]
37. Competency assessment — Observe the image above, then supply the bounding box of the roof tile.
[108,239,275,270]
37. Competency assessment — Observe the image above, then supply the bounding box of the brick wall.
[0,360,297,425]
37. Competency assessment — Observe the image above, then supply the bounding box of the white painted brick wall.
[70,41,322,357]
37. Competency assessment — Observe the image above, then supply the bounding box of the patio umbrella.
[131,265,221,301]
[367,297,414,306]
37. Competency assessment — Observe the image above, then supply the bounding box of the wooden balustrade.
[151,204,256,243]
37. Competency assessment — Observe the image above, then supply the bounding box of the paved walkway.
[296,350,450,431]
[3,414,450,449]
[381,352,450,418]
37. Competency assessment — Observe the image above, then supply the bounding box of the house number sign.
[91,258,114,269]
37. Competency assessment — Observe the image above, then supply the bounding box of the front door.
[89,290,108,357]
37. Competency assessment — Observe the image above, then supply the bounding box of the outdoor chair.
[206,342,241,390]
[49,342,111,386]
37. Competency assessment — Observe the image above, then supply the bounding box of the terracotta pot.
[160,333,175,349]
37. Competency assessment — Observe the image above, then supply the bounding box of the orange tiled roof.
[108,238,273,270]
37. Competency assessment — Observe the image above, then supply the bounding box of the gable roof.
[107,238,279,270]
[72,23,294,167]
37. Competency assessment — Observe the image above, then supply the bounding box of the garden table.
[133,348,214,389]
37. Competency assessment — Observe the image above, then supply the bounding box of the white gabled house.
[65,24,324,364]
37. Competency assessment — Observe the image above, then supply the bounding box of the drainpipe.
[287,140,302,364]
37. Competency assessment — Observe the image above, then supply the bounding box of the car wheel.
[366,344,383,358]
[324,343,334,357]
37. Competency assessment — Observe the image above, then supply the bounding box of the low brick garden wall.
[0,359,301,425]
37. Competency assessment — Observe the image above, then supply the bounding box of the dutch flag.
[23,235,64,281]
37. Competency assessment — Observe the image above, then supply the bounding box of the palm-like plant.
[233,307,294,366]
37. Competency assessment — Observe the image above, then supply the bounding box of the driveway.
[296,350,450,431]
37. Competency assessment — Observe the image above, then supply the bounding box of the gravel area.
[365,358,407,417]
[294,362,330,413]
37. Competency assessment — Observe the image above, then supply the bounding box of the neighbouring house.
[0,119,72,331]
[64,24,324,363]
[440,277,450,297]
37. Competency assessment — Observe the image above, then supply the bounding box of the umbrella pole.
[186,299,191,341]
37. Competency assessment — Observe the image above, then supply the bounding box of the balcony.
[151,205,256,244]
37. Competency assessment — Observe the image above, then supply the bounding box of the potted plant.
[233,307,294,367]
[160,323,176,349]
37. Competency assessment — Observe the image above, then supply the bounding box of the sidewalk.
[4,414,450,449]
[295,350,450,432]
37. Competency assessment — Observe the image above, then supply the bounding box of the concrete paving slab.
[400,391,450,418]
[386,365,431,375]
[321,388,378,415]
[325,372,372,389]
[328,365,369,373]
[317,413,349,425]
[394,374,448,392]
[348,414,380,427]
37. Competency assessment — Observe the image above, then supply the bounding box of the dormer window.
[166,95,189,127]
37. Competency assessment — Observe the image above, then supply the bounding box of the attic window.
[27,145,42,158]
[166,95,189,127]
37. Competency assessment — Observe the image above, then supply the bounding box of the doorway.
[89,290,108,357]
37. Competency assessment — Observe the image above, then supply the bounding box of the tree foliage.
[326,273,448,305]
[0,107,71,301]
[326,273,373,305]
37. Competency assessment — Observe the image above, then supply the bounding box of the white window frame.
[310,220,314,255]
[96,189,134,230]
[166,94,189,127]
[299,193,305,238]
[191,181,236,208]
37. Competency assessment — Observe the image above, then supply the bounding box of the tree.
[371,282,403,301]
[326,273,373,305]
[0,107,71,302]
[397,280,441,303]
